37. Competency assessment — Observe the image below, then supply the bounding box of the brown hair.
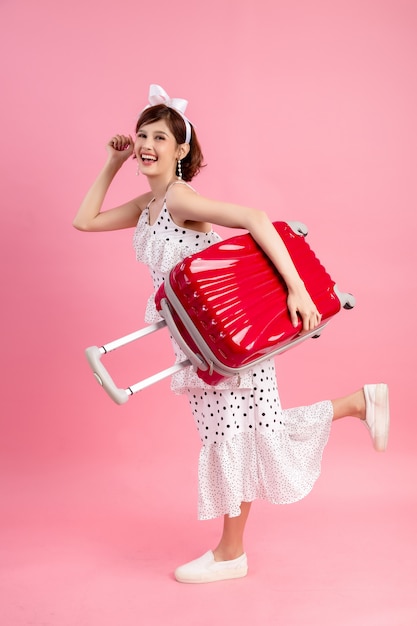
[135,104,205,181]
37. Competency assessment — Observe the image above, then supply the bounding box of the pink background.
[1,1,416,624]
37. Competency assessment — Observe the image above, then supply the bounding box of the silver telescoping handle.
[85,345,130,404]
[96,320,167,353]
[85,321,191,405]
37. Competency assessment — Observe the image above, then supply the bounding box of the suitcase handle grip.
[159,298,208,372]
[84,321,168,404]
[85,345,130,404]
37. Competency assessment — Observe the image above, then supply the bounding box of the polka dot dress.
[134,187,334,520]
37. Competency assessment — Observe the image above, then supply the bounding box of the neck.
[147,173,178,202]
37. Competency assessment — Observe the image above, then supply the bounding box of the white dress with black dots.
[133,191,333,521]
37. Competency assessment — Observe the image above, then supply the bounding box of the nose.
[136,134,152,151]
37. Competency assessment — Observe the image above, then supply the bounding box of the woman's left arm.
[167,185,321,331]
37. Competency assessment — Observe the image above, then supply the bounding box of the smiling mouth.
[141,154,157,163]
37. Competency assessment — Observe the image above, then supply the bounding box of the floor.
[1,435,416,626]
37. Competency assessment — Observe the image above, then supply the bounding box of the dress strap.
[165,180,195,197]
[146,196,156,210]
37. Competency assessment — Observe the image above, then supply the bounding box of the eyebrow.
[139,128,169,136]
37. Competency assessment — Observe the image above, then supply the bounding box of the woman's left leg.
[211,385,390,565]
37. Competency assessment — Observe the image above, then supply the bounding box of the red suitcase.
[85,222,355,404]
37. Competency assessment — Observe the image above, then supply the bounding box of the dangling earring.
[136,162,140,176]
[176,159,182,179]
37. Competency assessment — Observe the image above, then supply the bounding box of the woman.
[73,85,390,584]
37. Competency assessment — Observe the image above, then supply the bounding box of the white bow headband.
[142,84,192,144]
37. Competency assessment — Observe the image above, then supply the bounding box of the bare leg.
[332,389,366,421]
[213,501,252,561]
[210,388,377,563]
[332,384,389,452]
[211,390,366,561]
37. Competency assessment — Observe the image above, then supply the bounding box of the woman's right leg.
[174,504,250,583]
[213,501,252,562]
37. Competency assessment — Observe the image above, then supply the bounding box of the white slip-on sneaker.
[363,383,390,452]
[174,550,248,584]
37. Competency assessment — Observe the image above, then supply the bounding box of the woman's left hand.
[287,286,322,332]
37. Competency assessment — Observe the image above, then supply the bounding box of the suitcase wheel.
[341,293,356,310]
[287,221,308,237]
[333,286,356,310]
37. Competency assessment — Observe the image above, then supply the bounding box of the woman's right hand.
[72,134,141,232]
[106,134,134,165]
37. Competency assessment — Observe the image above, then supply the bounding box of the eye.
[136,131,146,138]
[155,135,166,141]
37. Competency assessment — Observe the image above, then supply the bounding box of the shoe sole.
[175,568,248,584]
[373,383,390,452]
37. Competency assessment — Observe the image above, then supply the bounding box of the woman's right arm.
[73,134,146,232]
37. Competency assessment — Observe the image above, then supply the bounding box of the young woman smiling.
[73,84,390,584]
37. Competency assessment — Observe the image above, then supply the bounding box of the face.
[135,119,181,178]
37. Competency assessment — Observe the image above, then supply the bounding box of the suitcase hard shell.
[154,221,354,386]
[85,221,355,403]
